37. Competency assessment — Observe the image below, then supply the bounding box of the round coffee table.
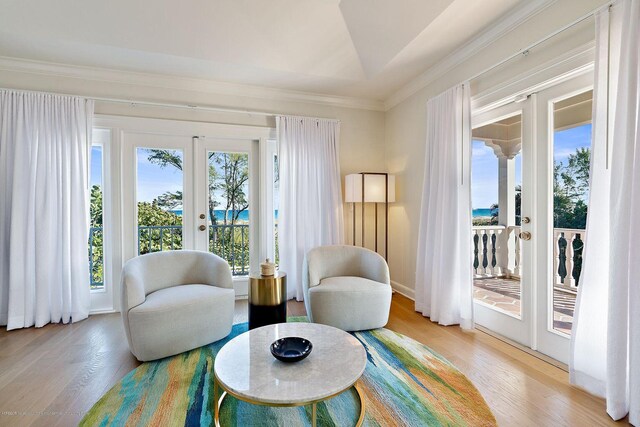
[214,323,367,426]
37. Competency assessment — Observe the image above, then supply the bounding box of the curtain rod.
[469,1,614,84]
[0,87,340,122]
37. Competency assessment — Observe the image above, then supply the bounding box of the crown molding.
[0,56,385,112]
[384,0,557,110]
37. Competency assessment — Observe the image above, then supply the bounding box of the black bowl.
[270,337,313,363]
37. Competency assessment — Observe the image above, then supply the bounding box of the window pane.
[136,148,183,254]
[89,144,104,290]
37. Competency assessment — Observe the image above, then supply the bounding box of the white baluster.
[565,231,576,287]
[494,228,503,276]
[472,229,480,277]
[554,230,562,286]
[487,230,495,276]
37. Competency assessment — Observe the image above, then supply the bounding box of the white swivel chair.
[120,250,234,361]
[302,245,392,332]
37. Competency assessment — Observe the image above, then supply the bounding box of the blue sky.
[471,123,592,208]
[91,147,266,211]
[136,148,184,206]
[90,146,102,187]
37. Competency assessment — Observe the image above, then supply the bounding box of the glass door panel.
[471,101,532,347]
[136,147,184,255]
[122,132,193,263]
[207,150,250,276]
[550,92,592,336]
[194,138,258,297]
[472,113,523,319]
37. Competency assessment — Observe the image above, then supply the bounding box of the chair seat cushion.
[308,276,391,331]
[128,284,234,361]
[314,276,390,294]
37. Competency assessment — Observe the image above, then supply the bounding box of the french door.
[472,72,593,364]
[121,119,274,298]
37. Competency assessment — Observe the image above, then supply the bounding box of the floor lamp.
[345,173,396,259]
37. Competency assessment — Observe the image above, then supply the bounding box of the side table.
[248,272,286,330]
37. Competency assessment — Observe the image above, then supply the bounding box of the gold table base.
[214,376,365,427]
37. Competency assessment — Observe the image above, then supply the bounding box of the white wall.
[384,0,608,296]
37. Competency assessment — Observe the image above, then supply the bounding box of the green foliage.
[553,148,590,229]
[146,149,183,171]
[137,201,183,255]
[90,185,103,227]
[211,152,249,224]
[155,190,183,210]
[89,185,103,288]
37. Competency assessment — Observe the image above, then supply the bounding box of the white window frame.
[89,127,116,313]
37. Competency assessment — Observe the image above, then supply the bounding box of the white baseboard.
[89,308,116,315]
[391,280,415,300]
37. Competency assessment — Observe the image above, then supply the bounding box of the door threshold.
[475,325,568,372]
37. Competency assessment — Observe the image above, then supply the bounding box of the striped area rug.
[81,319,496,426]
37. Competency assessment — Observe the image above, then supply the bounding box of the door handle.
[519,231,532,241]
[199,225,206,231]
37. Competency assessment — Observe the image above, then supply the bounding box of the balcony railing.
[88,223,251,289]
[89,226,104,290]
[472,225,585,289]
[208,224,250,276]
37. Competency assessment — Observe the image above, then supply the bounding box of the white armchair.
[302,245,392,331]
[120,250,234,361]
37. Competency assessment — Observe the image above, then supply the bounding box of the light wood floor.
[0,294,627,427]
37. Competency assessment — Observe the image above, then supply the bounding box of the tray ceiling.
[0,0,524,101]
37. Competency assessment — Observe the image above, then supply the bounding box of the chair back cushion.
[123,250,233,297]
[306,245,390,288]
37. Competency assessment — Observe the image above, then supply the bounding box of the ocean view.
[169,209,278,221]
[472,208,494,218]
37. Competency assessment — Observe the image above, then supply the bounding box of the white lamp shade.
[364,174,395,203]
[345,173,395,203]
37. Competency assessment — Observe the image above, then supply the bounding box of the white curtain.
[0,90,94,330]
[570,1,639,424]
[277,116,344,300]
[415,83,474,329]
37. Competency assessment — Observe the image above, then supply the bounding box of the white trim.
[95,115,275,140]
[472,42,595,114]
[88,129,116,312]
[0,56,385,112]
[89,308,117,315]
[391,280,415,300]
[384,0,557,110]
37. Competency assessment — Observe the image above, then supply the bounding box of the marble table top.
[214,323,367,405]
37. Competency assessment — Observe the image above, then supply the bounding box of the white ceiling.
[0,0,524,102]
